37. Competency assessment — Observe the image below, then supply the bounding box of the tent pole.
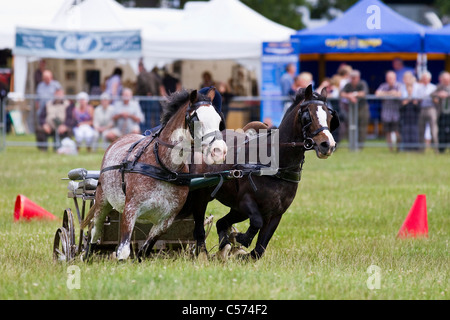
[10,55,14,92]
[319,54,326,83]
[445,54,450,72]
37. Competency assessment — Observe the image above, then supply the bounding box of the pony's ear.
[305,84,313,100]
[206,87,216,102]
[189,90,198,104]
[320,87,328,99]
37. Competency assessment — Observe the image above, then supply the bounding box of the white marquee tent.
[141,0,294,62]
[8,0,295,95]
[0,0,64,50]
[12,0,144,96]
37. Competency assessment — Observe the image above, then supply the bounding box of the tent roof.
[292,0,426,53]
[45,0,134,31]
[124,7,184,31]
[141,0,295,62]
[424,24,450,53]
[0,0,64,49]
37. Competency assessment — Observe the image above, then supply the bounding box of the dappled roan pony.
[82,88,227,261]
[182,85,339,260]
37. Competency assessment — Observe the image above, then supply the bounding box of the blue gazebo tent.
[288,0,448,92]
[289,0,447,140]
[291,0,426,54]
[425,24,450,53]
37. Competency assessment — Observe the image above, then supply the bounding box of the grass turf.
[0,137,448,299]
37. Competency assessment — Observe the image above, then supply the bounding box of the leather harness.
[99,99,330,196]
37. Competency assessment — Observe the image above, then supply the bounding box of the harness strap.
[154,141,178,177]
[274,169,302,183]
[310,126,330,137]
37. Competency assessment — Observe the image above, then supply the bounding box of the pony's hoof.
[236,252,253,262]
[197,251,209,263]
[229,232,238,246]
[218,244,231,261]
[231,247,248,257]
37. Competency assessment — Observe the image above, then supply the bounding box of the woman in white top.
[93,92,115,150]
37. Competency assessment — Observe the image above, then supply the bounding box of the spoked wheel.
[53,209,77,262]
[53,227,71,262]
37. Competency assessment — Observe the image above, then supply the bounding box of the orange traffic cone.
[397,194,428,238]
[14,194,57,221]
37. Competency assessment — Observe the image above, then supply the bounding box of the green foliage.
[309,0,358,19]
[241,0,306,30]
[435,0,450,18]
[180,0,307,30]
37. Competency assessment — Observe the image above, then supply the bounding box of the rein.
[247,99,331,151]
[298,99,331,149]
[99,98,330,196]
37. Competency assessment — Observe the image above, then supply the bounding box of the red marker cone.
[397,194,428,238]
[14,194,57,221]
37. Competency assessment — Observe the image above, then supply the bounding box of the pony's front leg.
[216,208,247,260]
[191,190,211,258]
[233,194,263,248]
[116,205,137,261]
[248,214,282,260]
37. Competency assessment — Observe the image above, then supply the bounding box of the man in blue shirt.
[280,63,296,96]
[393,58,415,84]
[36,70,62,116]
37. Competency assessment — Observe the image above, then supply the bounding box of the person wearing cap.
[93,92,115,150]
[73,92,96,152]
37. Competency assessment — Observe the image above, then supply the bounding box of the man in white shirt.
[93,92,115,149]
[104,88,144,143]
[417,71,437,149]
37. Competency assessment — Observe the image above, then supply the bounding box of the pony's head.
[187,88,227,164]
[162,88,227,164]
[295,85,339,159]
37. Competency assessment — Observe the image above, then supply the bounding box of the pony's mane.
[281,87,326,121]
[160,89,211,125]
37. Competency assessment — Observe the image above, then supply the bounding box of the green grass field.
[0,135,448,300]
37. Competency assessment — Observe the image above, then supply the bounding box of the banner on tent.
[261,41,299,127]
[14,27,141,59]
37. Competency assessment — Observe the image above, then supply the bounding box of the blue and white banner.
[261,41,299,127]
[15,27,141,59]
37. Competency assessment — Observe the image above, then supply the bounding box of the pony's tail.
[80,205,96,229]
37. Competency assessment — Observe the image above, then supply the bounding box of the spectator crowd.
[33,61,179,153]
[280,58,450,153]
[31,59,243,154]
[15,57,450,154]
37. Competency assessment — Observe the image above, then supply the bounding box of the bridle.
[278,98,336,150]
[185,100,224,146]
[297,99,332,150]
[100,98,225,194]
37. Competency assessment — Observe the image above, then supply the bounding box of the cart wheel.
[53,227,72,262]
[78,229,89,257]
[53,209,77,262]
[63,209,76,247]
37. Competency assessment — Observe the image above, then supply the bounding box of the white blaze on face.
[195,105,222,143]
[316,107,336,147]
[195,105,228,162]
